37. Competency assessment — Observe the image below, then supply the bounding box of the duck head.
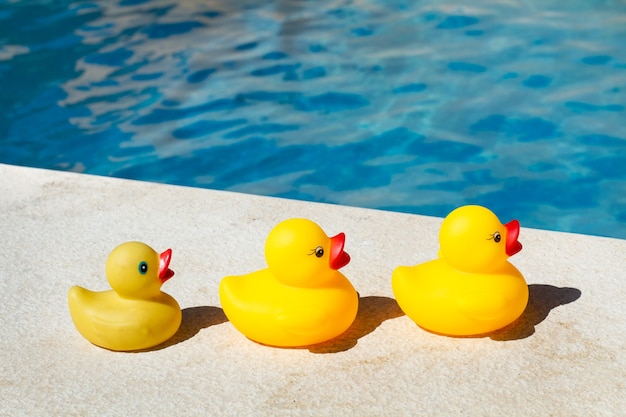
[105,242,174,299]
[438,205,522,273]
[265,218,350,288]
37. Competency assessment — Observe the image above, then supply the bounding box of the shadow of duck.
[307,295,405,354]
[490,284,581,341]
[138,306,228,352]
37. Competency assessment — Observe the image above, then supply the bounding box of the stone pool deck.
[1,162,624,416]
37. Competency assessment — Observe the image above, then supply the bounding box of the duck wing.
[68,287,150,350]
[455,292,508,321]
[276,306,330,337]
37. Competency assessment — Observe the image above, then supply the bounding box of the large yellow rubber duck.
[219,218,358,347]
[68,242,181,351]
[392,205,528,336]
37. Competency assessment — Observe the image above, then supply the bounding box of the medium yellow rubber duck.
[68,242,181,351]
[392,205,528,336]
[219,218,358,347]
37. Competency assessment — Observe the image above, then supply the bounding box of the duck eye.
[314,246,324,258]
[493,232,501,243]
[138,261,148,274]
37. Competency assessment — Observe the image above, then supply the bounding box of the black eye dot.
[493,232,501,243]
[315,246,324,258]
[138,261,148,274]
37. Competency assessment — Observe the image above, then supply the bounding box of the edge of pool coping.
[2,162,625,416]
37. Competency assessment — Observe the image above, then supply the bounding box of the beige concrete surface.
[1,163,624,416]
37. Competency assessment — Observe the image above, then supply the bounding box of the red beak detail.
[329,233,351,270]
[159,249,175,283]
[505,220,522,257]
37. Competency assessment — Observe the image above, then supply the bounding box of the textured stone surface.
[1,163,624,416]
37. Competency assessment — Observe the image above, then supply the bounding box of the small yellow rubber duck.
[68,242,181,351]
[392,205,528,336]
[219,218,358,347]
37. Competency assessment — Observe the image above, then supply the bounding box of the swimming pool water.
[1,0,625,239]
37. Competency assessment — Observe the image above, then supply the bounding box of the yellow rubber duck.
[219,218,358,347]
[68,242,181,351]
[392,205,528,336]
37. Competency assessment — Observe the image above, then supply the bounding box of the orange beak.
[159,249,175,283]
[505,220,522,256]
[329,233,351,270]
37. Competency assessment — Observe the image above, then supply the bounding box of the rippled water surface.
[1,0,625,239]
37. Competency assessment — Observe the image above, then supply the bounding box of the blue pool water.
[1,0,625,239]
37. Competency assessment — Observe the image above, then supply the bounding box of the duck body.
[68,242,181,351]
[68,288,181,351]
[393,259,527,336]
[392,205,528,336]
[220,268,357,347]
[220,218,358,347]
